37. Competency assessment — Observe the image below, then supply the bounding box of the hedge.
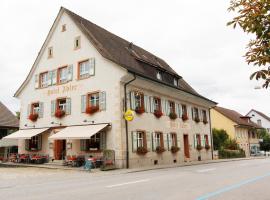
[218,149,246,159]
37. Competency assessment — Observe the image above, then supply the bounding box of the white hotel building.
[6,7,217,168]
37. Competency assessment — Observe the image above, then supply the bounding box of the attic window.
[157,71,162,80]
[74,36,81,50]
[48,47,53,58]
[173,78,178,86]
[62,24,66,32]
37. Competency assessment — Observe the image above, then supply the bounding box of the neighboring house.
[0,102,19,160]
[246,109,270,133]
[5,7,216,168]
[211,106,261,156]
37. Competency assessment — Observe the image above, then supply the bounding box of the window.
[80,132,103,151]
[137,131,145,148]
[39,72,48,88]
[182,104,187,116]
[31,103,40,115]
[78,59,95,79]
[26,135,42,151]
[57,98,67,111]
[0,129,8,140]
[202,110,207,122]
[157,71,162,80]
[58,66,68,84]
[257,119,262,126]
[169,101,175,114]
[192,107,199,120]
[61,24,66,32]
[88,92,99,107]
[153,97,161,111]
[154,132,163,147]
[48,47,53,58]
[173,78,178,86]
[135,92,144,109]
[204,135,209,146]
[171,133,177,147]
[196,134,201,146]
[74,36,81,49]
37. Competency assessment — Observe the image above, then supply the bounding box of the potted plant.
[196,144,203,151]
[28,113,38,122]
[169,112,177,120]
[156,146,165,154]
[136,146,148,155]
[135,106,145,114]
[171,146,180,153]
[205,144,211,151]
[86,105,99,115]
[154,110,163,118]
[182,114,188,121]
[55,109,65,118]
[194,116,200,123]
[203,118,208,124]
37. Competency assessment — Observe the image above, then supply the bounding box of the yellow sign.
[124,109,135,121]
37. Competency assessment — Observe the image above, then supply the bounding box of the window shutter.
[149,97,154,113]
[201,135,205,147]
[177,134,181,148]
[146,131,151,152]
[66,98,71,115]
[168,133,172,149]
[47,71,52,86]
[130,91,136,110]
[34,74,39,89]
[39,102,44,118]
[89,58,95,76]
[25,140,30,151]
[67,64,73,81]
[27,104,31,117]
[163,133,167,150]
[99,132,106,150]
[51,100,56,116]
[161,99,166,114]
[144,95,149,112]
[193,134,197,148]
[131,131,137,152]
[191,108,194,120]
[81,95,87,113]
[52,70,57,85]
[99,91,106,111]
[199,110,203,121]
[175,103,180,117]
[80,140,87,151]
[178,104,182,117]
[37,135,42,150]
[152,132,156,151]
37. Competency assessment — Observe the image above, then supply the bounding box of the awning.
[49,124,108,140]
[0,139,18,147]
[3,128,49,140]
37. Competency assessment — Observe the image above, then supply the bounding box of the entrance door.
[54,140,66,160]
[183,134,190,158]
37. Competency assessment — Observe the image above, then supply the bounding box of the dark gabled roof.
[247,109,270,122]
[63,8,214,103]
[0,102,19,128]
[214,106,262,129]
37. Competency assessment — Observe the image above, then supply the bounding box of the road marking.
[196,172,270,200]
[106,179,150,188]
[196,168,216,173]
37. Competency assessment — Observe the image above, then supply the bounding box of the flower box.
[55,109,65,118]
[86,105,99,115]
[156,146,165,154]
[205,144,211,150]
[135,107,145,114]
[196,144,203,151]
[28,113,38,122]
[171,146,180,153]
[194,117,200,123]
[154,110,163,118]
[203,119,208,124]
[136,147,148,155]
[169,112,177,120]
[182,114,188,121]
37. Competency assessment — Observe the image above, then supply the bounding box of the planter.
[196,144,203,151]
[86,106,99,115]
[182,114,188,121]
[171,146,180,153]
[136,147,148,155]
[28,113,38,122]
[156,146,165,154]
[194,117,200,123]
[203,119,208,124]
[154,110,163,118]
[205,144,211,151]
[169,112,177,120]
[135,107,145,114]
[55,110,65,118]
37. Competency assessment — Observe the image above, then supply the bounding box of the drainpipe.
[124,74,136,169]
[209,108,214,160]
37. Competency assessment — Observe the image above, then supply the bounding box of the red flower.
[154,110,163,118]
[135,107,145,114]
[182,114,188,121]
[28,113,38,122]
[85,106,99,115]
[55,109,65,118]
[136,147,148,155]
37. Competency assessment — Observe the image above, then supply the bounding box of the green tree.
[228,0,270,88]
[212,128,229,150]
[224,139,239,150]
[258,129,270,151]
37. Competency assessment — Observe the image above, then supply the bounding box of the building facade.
[211,106,261,156]
[5,7,216,168]
[246,109,270,133]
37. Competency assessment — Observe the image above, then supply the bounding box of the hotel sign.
[46,84,80,96]
[166,121,191,130]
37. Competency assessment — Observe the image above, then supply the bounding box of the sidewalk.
[0,156,267,175]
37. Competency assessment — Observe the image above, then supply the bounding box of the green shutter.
[81,95,87,113]
[37,135,42,150]
[130,91,135,110]
[144,95,149,112]
[39,102,44,118]
[89,58,95,76]
[152,132,156,151]
[25,140,30,151]
[51,100,56,116]
[66,98,71,115]
[67,64,73,81]
[100,132,106,150]
[99,91,106,111]
[34,74,39,89]
[146,131,151,152]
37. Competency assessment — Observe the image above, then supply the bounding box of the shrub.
[156,146,165,154]
[194,117,200,123]
[28,113,38,122]
[171,146,180,153]
[219,149,245,159]
[154,110,163,118]
[85,105,99,115]
[55,110,65,118]
[169,112,177,120]
[212,129,229,150]
[224,139,239,150]
[135,107,145,114]
[196,144,203,151]
[136,147,148,155]
[205,144,211,150]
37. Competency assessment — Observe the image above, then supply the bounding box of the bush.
[219,149,245,159]
[224,139,239,150]
[169,112,177,120]
[171,146,180,153]
[212,129,229,150]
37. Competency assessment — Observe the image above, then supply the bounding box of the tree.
[15,111,20,120]
[212,128,229,150]
[258,129,270,151]
[227,0,270,88]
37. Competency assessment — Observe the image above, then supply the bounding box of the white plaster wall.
[247,110,270,132]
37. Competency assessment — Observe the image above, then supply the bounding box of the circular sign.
[124,109,135,121]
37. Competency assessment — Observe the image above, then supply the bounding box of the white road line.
[106,179,150,188]
[196,168,216,173]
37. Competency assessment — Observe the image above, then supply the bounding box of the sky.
[0,0,269,116]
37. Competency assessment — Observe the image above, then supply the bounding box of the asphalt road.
[1,158,270,200]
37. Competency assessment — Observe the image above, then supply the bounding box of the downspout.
[124,74,136,168]
[209,108,214,160]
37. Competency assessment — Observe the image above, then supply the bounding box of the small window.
[48,47,53,58]
[153,97,161,112]
[135,92,144,109]
[88,92,99,108]
[61,24,66,32]
[173,78,178,86]
[171,133,177,147]
[196,134,201,146]
[39,72,48,88]
[57,98,67,112]
[257,119,262,126]
[193,107,199,120]
[31,103,40,115]
[137,131,145,148]
[202,110,207,122]
[157,71,162,80]
[81,132,101,151]
[78,59,95,79]
[169,101,175,114]
[74,36,81,49]
[58,66,68,84]
[204,135,209,146]
[26,135,42,151]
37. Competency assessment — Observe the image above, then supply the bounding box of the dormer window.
[173,78,178,86]
[48,47,53,58]
[157,71,162,80]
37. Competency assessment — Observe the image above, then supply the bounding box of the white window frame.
[58,99,67,111]
[89,93,99,107]
[137,132,144,148]
[59,67,68,83]
[155,132,162,147]
[40,72,48,88]
[79,60,90,79]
